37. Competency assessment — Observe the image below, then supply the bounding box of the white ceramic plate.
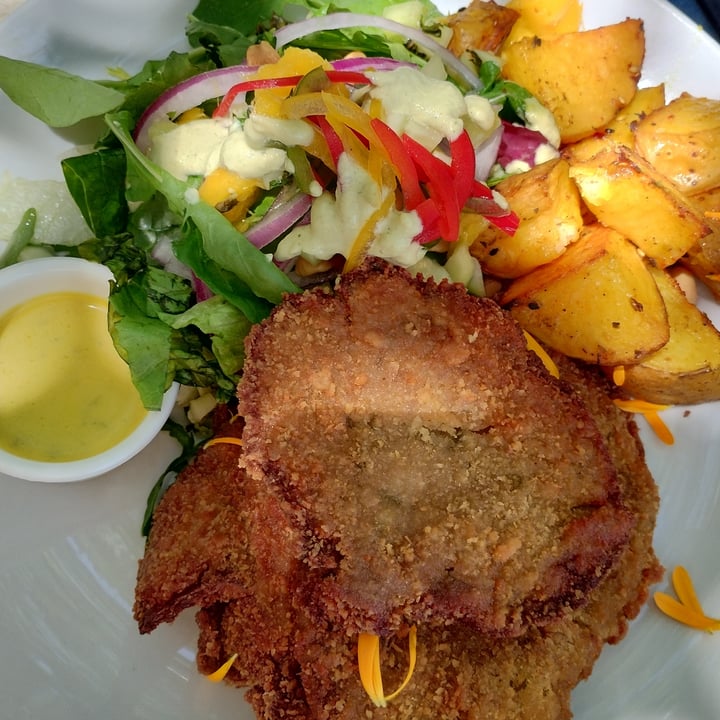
[1,1,719,718]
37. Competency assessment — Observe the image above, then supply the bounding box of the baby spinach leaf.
[62,148,129,238]
[0,56,125,126]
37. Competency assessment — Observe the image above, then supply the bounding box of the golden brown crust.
[237,259,633,636]
[134,259,661,719]
[194,357,660,720]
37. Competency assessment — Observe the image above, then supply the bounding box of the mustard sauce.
[0,291,147,462]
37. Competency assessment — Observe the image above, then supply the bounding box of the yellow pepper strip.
[612,365,626,386]
[206,653,239,682]
[344,190,395,273]
[203,436,244,450]
[523,331,560,379]
[358,627,418,708]
[613,398,674,445]
[654,566,720,632]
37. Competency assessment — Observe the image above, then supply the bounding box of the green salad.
[0,0,561,528]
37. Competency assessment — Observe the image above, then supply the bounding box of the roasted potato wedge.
[502,223,669,365]
[634,94,720,194]
[500,19,645,144]
[620,265,720,404]
[563,84,666,163]
[567,145,712,267]
[470,157,584,278]
[503,0,582,43]
[443,0,520,55]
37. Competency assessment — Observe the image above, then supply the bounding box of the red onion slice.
[496,121,549,168]
[133,65,257,152]
[245,188,312,249]
[274,12,480,90]
[473,125,503,181]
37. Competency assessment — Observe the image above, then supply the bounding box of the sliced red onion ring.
[330,55,414,73]
[133,58,411,153]
[134,65,257,152]
[496,120,549,168]
[245,187,312,249]
[274,12,480,90]
[473,125,503,181]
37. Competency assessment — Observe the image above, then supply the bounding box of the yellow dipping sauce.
[0,291,147,462]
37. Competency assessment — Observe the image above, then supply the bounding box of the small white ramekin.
[0,256,178,482]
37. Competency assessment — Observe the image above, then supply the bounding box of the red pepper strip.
[370,118,425,210]
[449,130,476,208]
[470,179,493,200]
[402,134,460,242]
[214,70,372,118]
[412,198,442,244]
[487,210,520,235]
[214,76,303,118]
[309,115,342,170]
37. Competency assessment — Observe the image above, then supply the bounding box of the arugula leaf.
[0,56,125,126]
[474,58,534,124]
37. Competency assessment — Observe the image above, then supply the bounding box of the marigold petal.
[358,627,418,707]
[206,653,238,682]
[203,436,244,449]
[654,592,720,632]
[523,331,559,379]
[672,566,705,616]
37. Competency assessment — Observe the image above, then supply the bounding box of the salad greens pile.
[0,0,546,524]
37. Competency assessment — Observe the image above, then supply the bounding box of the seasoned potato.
[503,0,582,42]
[470,158,584,278]
[686,185,720,267]
[620,265,720,404]
[501,19,645,144]
[502,223,669,365]
[567,145,712,267]
[443,0,520,55]
[634,94,720,194]
[563,84,666,163]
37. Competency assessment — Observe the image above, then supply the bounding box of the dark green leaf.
[0,56,125,126]
[61,149,128,237]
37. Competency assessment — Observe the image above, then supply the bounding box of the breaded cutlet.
[194,355,660,720]
[237,258,633,636]
[134,259,661,719]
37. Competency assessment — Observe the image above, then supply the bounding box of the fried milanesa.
[193,355,660,720]
[237,259,633,636]
[134,260,660,719]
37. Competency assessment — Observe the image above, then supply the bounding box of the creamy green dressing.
[0,291,147,462]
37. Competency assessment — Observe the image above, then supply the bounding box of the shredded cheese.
[206,653,239,682]
[612,365,626,386]
[654,566,720,632]
[613,398,674,445]
[523,331,559,378]
[358,626,417,707]
[203,436,244,449]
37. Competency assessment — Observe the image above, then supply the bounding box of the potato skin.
[634,94,720,194]
[501,19,645,144]
[567,144,712,268]
[471,158,584,278]
[502,224,669,365]
[620,266,720,405]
